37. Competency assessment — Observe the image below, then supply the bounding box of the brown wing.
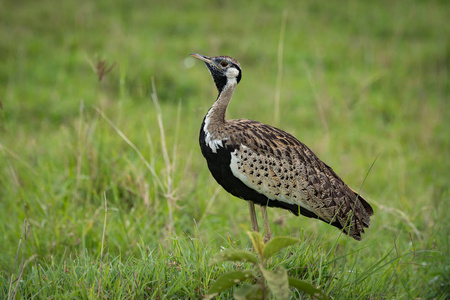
[226,119,373,240]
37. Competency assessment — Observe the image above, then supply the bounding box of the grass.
[1,0,449,298]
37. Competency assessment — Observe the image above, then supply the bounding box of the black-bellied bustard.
[192,53,373,242]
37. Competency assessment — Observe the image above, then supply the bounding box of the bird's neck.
[205,79,237,127]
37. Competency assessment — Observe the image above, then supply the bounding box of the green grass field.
[1,0,449,298]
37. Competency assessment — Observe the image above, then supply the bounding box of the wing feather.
[225,119,373,239]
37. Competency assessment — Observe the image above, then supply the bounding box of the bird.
[191,53,373,242]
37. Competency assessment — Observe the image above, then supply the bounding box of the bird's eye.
[220,61,229,67]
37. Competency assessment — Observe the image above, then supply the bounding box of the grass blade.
[288,277,328,300]
[210,251,259,265]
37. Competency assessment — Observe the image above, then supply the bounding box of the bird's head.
[191,53,242,92]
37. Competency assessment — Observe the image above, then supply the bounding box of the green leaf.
[260,266,290,300]
[207,270,256,295]
[234,283,270,300]
[288,277,329,300]
[262,236,299,259]
[247,231,265,258]
[210,250,259,265]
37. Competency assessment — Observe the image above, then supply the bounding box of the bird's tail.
[342,190,374,240]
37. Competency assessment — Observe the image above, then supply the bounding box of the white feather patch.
[226,67,239,80]
[203,109,227,153]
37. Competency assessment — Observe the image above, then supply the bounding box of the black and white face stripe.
[206,57,241,92]
[191,54,242,92]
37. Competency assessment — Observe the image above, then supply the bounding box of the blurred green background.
[0,0,448,298]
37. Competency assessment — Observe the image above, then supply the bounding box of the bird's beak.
[190,53,213,64]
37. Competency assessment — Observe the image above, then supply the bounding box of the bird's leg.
[260,205,272,243]
[248,201,260,233]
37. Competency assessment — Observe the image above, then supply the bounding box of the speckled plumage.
[193,53,373,240]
